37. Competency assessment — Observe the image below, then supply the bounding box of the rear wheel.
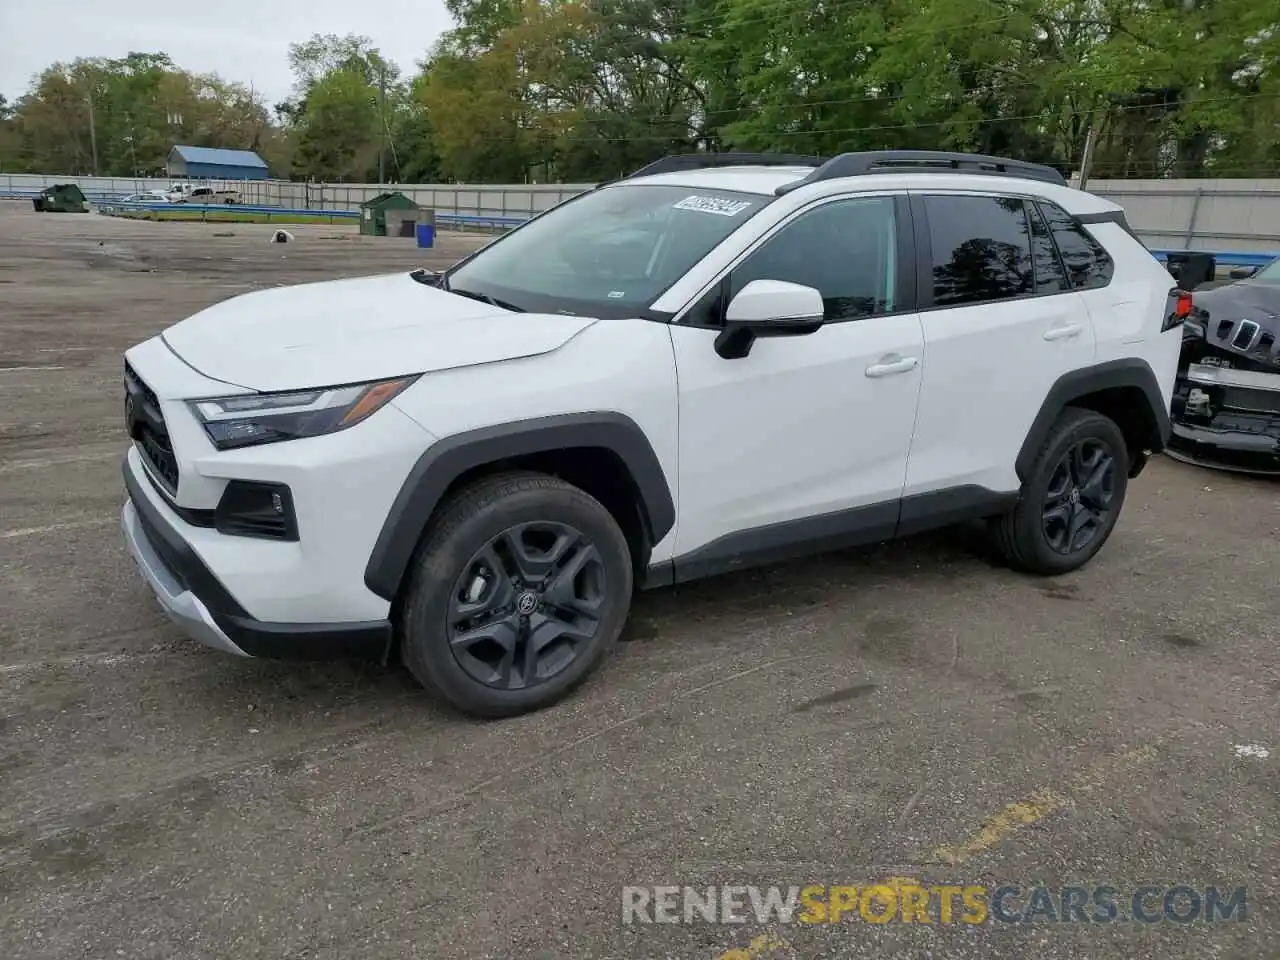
[398,471,633,718]
[990,407,1129,575]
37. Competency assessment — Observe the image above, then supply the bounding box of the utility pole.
[125,131,138,177]
[377,65,386,185]
[1077,123,1099,192]
[86,87,99,175]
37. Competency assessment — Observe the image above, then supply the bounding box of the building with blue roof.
[166,145,270,180]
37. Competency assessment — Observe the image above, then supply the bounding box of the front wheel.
[398,471,633,718]
[989,407,1129,575]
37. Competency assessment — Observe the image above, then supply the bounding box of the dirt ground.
[1,201,1278,960]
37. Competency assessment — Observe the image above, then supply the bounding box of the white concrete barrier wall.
[3,172,1278,252]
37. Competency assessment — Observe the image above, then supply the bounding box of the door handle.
[1043,322,1084,341]
[865,356,919,378]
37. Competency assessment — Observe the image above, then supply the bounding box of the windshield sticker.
[672,195,753,217]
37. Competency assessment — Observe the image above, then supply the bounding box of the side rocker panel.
[1014,358,1172,482]
[363,412,676,602]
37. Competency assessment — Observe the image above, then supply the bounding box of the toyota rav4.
[120,150,1184,718]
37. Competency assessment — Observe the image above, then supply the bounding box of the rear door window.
[922,195,1034,307]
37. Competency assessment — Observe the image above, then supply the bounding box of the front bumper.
[122,498,248,656]
[1168,362,1280,474]
[121,458,393,661]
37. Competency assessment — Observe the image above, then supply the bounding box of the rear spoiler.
[1075,208,1140,242]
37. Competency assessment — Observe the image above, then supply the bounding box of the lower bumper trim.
[1167,421,1280,474]
[122,500,249,656]
[221,613,394,662]
[122,456,393,663]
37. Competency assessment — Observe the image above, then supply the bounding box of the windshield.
[442,184,771,317]
[1251,258,1280,285]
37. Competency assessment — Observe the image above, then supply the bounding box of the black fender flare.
[1015,358,1172,482]
[363,412,676,602]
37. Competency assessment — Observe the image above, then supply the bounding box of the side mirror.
[1229,266,1259,280]
[715,280,825,359]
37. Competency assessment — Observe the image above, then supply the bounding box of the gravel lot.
[1,201,1277,960]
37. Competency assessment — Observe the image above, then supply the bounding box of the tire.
[989,406,1129,576]
[398,470,634,719]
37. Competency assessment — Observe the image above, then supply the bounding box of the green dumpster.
[359,191,420,237]
[32,183,89,213]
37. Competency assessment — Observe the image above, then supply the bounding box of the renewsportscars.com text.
[621,883,1247,925]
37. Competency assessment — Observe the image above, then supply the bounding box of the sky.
[0,0,455,106]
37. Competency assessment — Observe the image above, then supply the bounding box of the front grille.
[124,361,180,494]
[1209,318,1280,369]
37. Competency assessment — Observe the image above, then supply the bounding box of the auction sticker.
[672,195,754,217]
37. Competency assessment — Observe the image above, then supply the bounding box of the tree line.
[1,0,1276,184]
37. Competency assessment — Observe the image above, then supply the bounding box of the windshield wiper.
[447,286,527,313]
[409,267,445,287]
[410,267,525,312]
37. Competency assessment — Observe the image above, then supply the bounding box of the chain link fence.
[3,172,1278,254]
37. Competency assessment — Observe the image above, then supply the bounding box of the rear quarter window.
[1037,202,1115,290]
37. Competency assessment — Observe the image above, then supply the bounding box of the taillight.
[1163,288,1193,331]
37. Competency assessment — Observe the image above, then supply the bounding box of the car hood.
[1193,281,1280,327]
[162,272,599,392]
[1185,281,1280,370]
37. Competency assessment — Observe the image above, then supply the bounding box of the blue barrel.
[416,222,435,248]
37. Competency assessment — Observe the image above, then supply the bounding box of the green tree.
[7,52,269,176]
[281,33,404,181]
[2,1,1275,182]
[292,68,379,180]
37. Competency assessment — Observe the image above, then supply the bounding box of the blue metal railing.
[1149,248,1276,269]
[4,187,141,203]
[95,200,359,218]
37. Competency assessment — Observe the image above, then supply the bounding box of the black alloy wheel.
[988,406,1130,575]
[1040,437,1117,555]
[398,471,633,718]
[447,521,607,690]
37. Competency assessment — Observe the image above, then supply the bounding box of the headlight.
[190,376,417,450]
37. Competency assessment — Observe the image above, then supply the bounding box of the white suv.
[120,151,1184,718]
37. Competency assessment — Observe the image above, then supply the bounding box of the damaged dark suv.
[1171,256,1280,474]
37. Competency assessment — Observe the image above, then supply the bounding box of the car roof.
[619,165,1121,216]
[619,166,821,195]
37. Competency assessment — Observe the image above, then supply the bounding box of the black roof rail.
[774,150,1068,195]
[624,152,829,180]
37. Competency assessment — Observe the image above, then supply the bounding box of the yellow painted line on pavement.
[931,790,1066,866]
[0,517,113,539]
[717,932,794,959]
[927,744,1159,866]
